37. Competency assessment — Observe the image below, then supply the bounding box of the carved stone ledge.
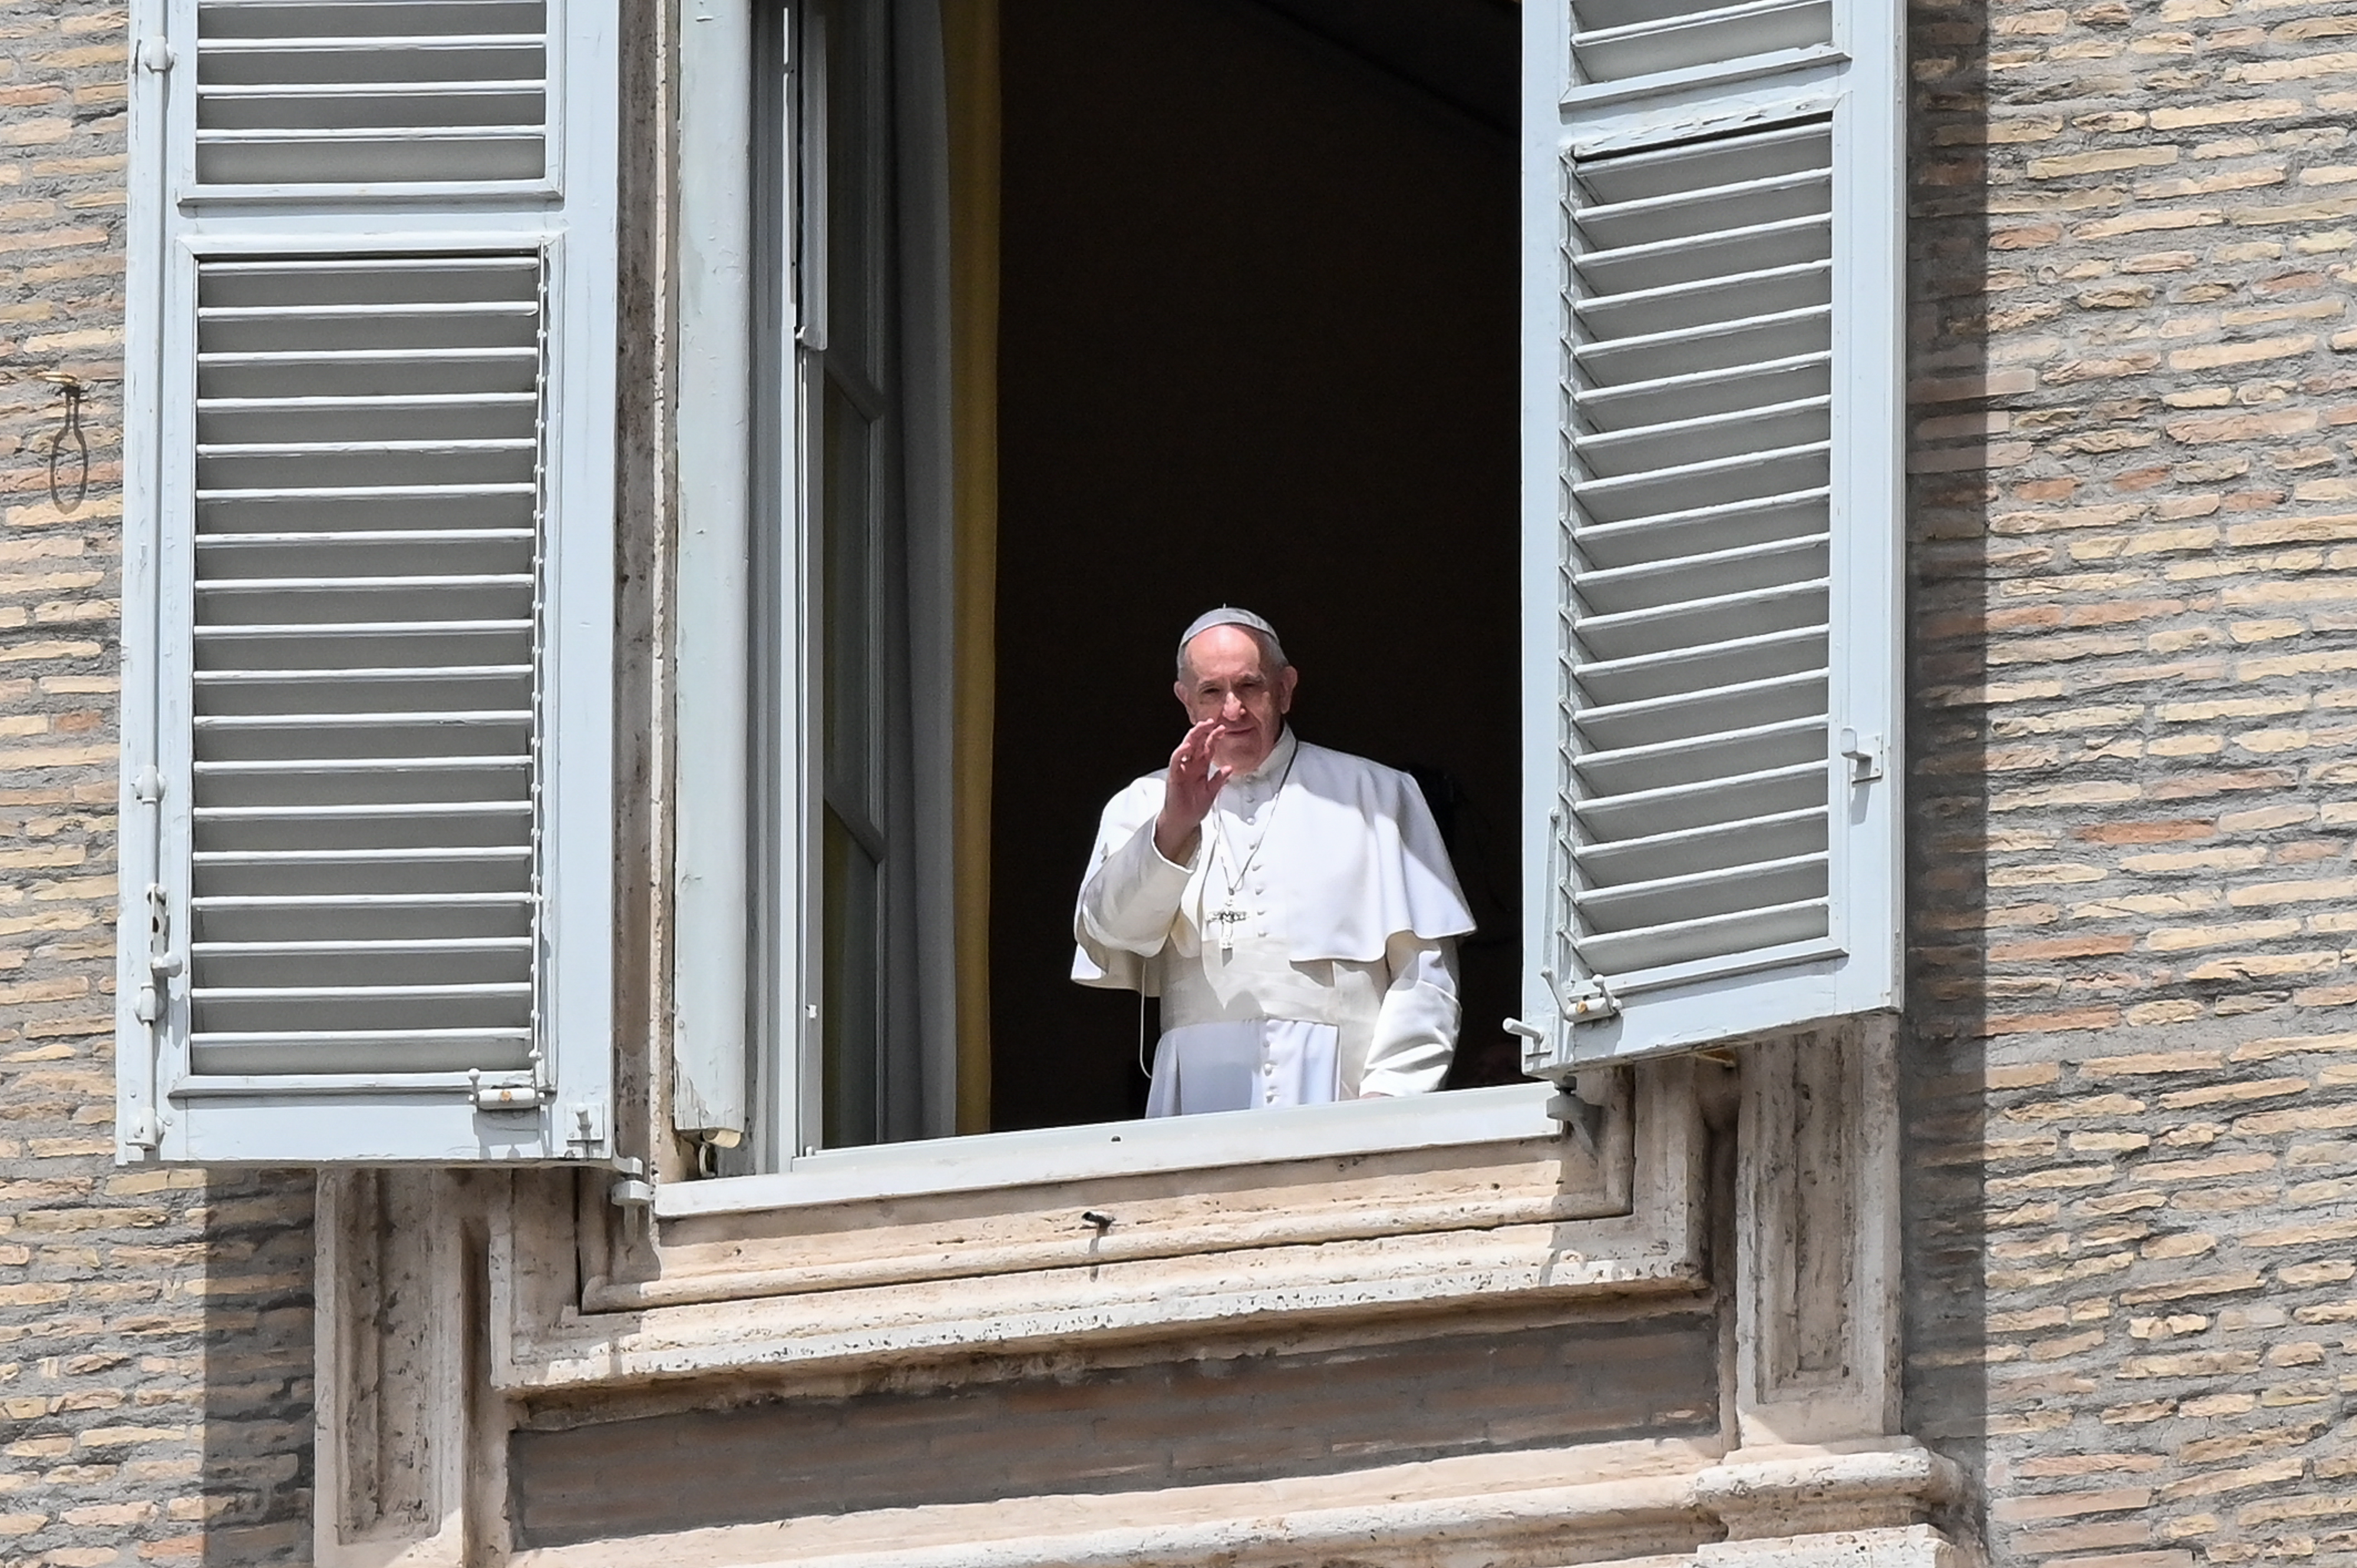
[505,1440,1973,1568]
[501,1064,1708,1392]
[1696,1525,1980,1568]
[505,1440,1722,1568]
[593,1080,1643,1312]
[1694,1441,1965,1540]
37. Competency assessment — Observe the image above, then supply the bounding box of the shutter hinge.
[1840,727,1886,784]
[123,1109,160,1151]
[1544,1069,1617,1155]
[133,765,164,805]
[608,1155,651,1207]
[609,1156,653,1242]
[134,38,174,72]
[1544,1090,1605,1151]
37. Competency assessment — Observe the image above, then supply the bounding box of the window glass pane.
[821,808,882,1147]
[823,0,879,380]
[823,378,876,810]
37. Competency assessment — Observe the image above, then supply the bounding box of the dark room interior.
[991,0,1523,1130]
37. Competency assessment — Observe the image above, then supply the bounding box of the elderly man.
[1072,608,1473,1116]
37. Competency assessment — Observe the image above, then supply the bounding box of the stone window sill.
[490,1064,1709,1392]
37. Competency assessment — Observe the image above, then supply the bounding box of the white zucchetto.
[1177,606,1284,662]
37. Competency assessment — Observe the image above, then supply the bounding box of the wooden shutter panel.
[118,0,618,1162]
[1518,0,1901,1072]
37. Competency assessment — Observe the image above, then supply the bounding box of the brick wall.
[4,0,2356,1560]
[1904,0,2357,1560]
[0,0,314,1562]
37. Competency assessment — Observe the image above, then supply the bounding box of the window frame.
[660,0,1901,1205]
[654,1081,1563,1214]
[665,0,1562,1199]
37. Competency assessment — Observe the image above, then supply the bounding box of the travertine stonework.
[0,0,2353,1560]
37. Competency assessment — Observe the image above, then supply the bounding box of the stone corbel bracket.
[315,1168,512,1568]
[1734,1015,1904,1450]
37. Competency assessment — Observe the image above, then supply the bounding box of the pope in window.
[1072,608,1474,1116]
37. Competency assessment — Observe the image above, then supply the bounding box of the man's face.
[1174,625,1299,775]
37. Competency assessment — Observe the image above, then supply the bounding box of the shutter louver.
[1520,0,1901,1071]
[189,256,544,1079]
[120,0,615,1162]
[1570,0,1830,85]
[1564,120,1833,982]
[196,0,549,187]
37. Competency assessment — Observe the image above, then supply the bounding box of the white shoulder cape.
[1071,740,1475,995]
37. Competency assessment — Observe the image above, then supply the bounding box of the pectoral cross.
[1207,903,1247,959]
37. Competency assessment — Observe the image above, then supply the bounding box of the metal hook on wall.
[34,371,86,515]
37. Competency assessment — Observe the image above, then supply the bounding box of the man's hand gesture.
[1154,718,1232,863]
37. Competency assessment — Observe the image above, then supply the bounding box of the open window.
[672,0,1538,1180]
[988,0,1529,1132]
[662,0,1900,1186]
[116,0,1901,1176]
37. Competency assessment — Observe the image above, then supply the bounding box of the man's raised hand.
[1154,718,1232,862]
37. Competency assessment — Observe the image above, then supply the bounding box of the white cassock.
[1072,728,1475,1115]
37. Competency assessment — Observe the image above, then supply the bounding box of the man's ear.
[1276,665,1299,713]
[1173,680,1191,711]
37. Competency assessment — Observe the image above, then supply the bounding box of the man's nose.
[1222,693,1247,720]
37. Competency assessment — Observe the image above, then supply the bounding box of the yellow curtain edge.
[943,0,999,1137]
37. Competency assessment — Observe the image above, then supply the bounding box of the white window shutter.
[1517,0,1902,1073]
[117,0,619,1162]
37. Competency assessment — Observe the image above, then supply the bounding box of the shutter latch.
[1559,972,1619,1025]
[467,1067,546,1111]
[1840,727,1885,784]
[566,1100,609,1157]
[135,883,179,1025]
[1506,972,1621,1078]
